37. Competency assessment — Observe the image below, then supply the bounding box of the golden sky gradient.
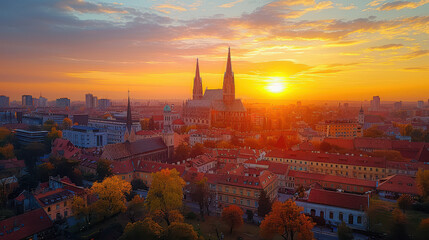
[0,0,428,101]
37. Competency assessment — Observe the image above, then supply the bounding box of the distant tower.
[193,59,203,100]
[163,104,174,161]
[124,91,135,142]
[358,106,365,125]
[223,47,235,104]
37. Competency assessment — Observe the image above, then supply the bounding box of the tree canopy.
[91,176,131,218]
[221,205,243,234]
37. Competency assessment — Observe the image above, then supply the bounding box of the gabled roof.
[133,159,186,176]
[304,188,369,211]
[101,137,167,160]
[0,209,53,240]
[377,175,419,195]
[203,89,223,101]
[111,159,134,174]
[291,170,376,188]
[216,170,277,190]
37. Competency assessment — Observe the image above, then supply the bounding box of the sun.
[266,77,286,94]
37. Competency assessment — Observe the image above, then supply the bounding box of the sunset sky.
[1,0,428,102]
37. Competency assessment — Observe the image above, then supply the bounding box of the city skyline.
[1,0,428,101]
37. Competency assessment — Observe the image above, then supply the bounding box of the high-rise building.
[22,95,33,107]
[370,96,380,111]
[393,101,402,110]
[55,98,71,108]
[93,96,98,108]
[38,96,47,107]
[85,93,95,109]
[0,95,10,108]
[417,100,424,109]
[98,99,111,109]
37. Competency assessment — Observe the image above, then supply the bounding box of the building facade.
[62,125,107,148]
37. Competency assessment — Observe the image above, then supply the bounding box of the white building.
[62,125,107,148]
[88,118,141,144]
[296,188,368,230]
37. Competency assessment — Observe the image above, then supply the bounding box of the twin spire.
[192,47,235,104]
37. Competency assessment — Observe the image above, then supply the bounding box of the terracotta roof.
[101,137,167,160]
[135,130,162,136]
[133,159,186,175]
[304,188,369,211]
[0,209,53,240]
[291,170,376,188]
[216,170,277,190]
[190,155,216,167]
[111,159,134,174]
[172,119,185,125]
[324,138,355,150]
[354,138,392,149]
[152,115,163,121]
[377,175,419,195]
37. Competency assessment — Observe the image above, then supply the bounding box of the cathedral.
[183,48,248,130]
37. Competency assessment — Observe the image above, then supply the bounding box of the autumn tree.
[0,144,14,160]
[364,126,385,138]
[38,162,55,182]
[163,222,199,240]
[221,205,244,234]
[388,208,410,240]
[203,140,216,148]
[43,120,58,131]
[416,218,429,240]
[258,190,272,218]
[0,127,11,145]
[397,194,413,212]
[190,143,205,158]
[174,142,190,161]
[146,168,185,225]
[260,200,315,240]
[120,217,162,240]
[62,117,73,129]
[417,169,429,200]
[47,127,62,141]
[96,159,113,181]
[126,195,146,223]
[189,177,212,220]
[71,195,93,225]
[91,176,131,218]
[338,221,354,240]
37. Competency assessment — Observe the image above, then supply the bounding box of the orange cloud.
[154,4,187,14]
[219,0,244,8]
[378,0,429,11]
[368,44,404,51]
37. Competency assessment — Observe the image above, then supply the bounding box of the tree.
[338,221,354,240]
[190,143,204,158]
[126,195,145,223]
[0,144,14,160]
[146,169,185,225]
[258,190,272,218]
[96,159,113,181]
[189,177,212,220]
[417,169,429,200]
[416,218,429,240]
[221,205,243,234]
[62,117,73,129]
[0,127,11,146]
[260,200,315,240]
[38,162,55,182]
[388,208,410,240]
[163,222,199,240]
[203,141,216,148]
[91,176,131,218]
[131,178,148,191]
[47,127,62,141]
[43,120,57,131]
[397,194,413,212]
[21,142,46,169]
[71,195,93,225]
[364,126,385,138]
[174,143,190,161]
[120,218,162,240]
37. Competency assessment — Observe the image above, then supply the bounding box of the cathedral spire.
[126,90,132,133]
[193,58,203,100]
[223,47,235,104]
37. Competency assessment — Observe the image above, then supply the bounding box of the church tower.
[124,91,136,142]
[223,47,235,104]
[162,104,174,161]
[358,106,365,125]
[193,59,203,100]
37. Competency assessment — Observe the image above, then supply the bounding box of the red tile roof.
[0,208,53,240]
[111,159,134,174]
[304,188,369,211]
[172,119,185,125]
[216,170,277,190]
[377,175,419,195]
[291,170,376,188]
[324,138,355,150]
[135,129,162,136]
[132,159,186,175]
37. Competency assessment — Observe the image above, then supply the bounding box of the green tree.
[146,169,185,225]
[258,190,272,218]
[120,218,162,240]
[338,221,354,240]
[163,222,199,240]
[96,159,113,181]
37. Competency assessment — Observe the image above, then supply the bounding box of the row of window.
[310,209,362,225]
[219,195,258,208]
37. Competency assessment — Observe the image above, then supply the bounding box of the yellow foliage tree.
[417,169,429,200]
[164,222,199,240]
[260,200,315,240]
[120,217,163,240]
[91,176,131,218]
[146,168,185,225]
[47,127,62,140]
[71,195,93,225]
[62,117,73,129]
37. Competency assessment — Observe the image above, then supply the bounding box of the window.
[320,211,324,218]
[310,209,316,216]
[329,212,333,219]
[357,216,362,224]
[348,214,353,224]
[339,212,343,221]
[56,204,60,210]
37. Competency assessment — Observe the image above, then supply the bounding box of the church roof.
[164,104,171,112]
[203,89,223,101]
[101,137,167,160]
